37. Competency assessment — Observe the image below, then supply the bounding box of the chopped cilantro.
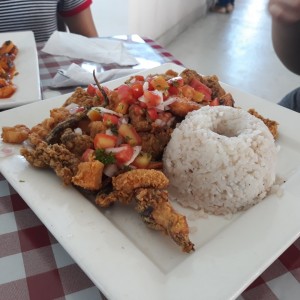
[110,124,118,135]
[95,149,116,165]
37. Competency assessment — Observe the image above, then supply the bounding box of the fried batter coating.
[96,169,194,253]
[203,75,226,99]
[62,87,96,108]
[28,117,56,146]
[1,125,30,144]
[169,97,203,117]
[140,129,173,159]
[20,141,80,185]
[72,160,104,190]
[112,169,169,193]
[128,105,152,132]
[60,128,93,157]
[135,188,194,253]
[248,108,279,139]
[45,110,88,145]
[88,121,107,138]
[50,107,71,123]
[180,69,203,85]
[96,189,133,207]
[219,93,235,107]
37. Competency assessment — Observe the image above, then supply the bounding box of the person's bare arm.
[268,0,300,75]
[63,6,98,38]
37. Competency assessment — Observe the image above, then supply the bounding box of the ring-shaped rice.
[163,106,277,215]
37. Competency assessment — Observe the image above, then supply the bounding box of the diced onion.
[65,103,80,114]
[105,146,127,153]
[156,96,178,111]
[103,164,118,177]
[119,116,128,125]
[143,81,149,91]
[125,145,142,166]
[138,90,163,108]
[105,129,114,136]
[167,117,175,127]
[74,127,82,135]
[154,119,166,127]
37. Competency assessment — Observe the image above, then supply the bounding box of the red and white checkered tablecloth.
[1,35,300,300]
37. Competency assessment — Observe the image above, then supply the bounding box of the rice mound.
[163,106,277,215]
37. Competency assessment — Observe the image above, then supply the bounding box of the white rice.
[163,106,278,215]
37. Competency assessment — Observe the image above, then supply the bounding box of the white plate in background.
[0,31,41,109]
[1,63,300,300]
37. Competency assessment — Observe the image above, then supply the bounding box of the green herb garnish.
[95,149,116,165]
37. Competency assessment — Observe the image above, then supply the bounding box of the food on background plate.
[163,105,278,215]
[0,67,279,252]
[0,40,18,99]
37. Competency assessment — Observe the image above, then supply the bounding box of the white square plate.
[0,31,41,109]
[1,63,300,300]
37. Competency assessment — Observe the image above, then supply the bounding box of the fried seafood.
[72,160,104,190]
[1,124,30,143]
[96,169,195,253]
[169,97,204,117]
[135,188,194,253]
[20,141,80,185]
[45,109,88,144]
[62,87,98,108]
[0,41,18,98]
[0,40,18,56]
[0,78,16,98]
[248,108,279,139]
[60,128,93,156]
[139,129,173,160]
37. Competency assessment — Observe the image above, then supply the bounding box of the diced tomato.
[189,78,212,101]
[102,114,119,126]
[182,85,195,100]
[87,84,96,96]
[168,85,180,96]
[81,148,95,162]
[162,90,169,100]
[146,77,155,91]
[209,98,220,106]
[192,90,205,102]
[114,100,129,114]
[134,75,145,82]
[131,152,152,168]
[131,82,144,99]
[167,76,184,87]
[117,84,135,104]
[87,109,102,121]
[143,90,162,107]
[131,104,144,116]
[115,144,134,164]
[150,75,169,91]
[118,124,141,146]
[147,108,158,121]
[94,133,117,149]
[139,101,147,109]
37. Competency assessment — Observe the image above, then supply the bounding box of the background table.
[1,35,300,300]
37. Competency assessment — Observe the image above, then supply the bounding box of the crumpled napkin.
[50,63,145,88]
[42,31,138,66]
